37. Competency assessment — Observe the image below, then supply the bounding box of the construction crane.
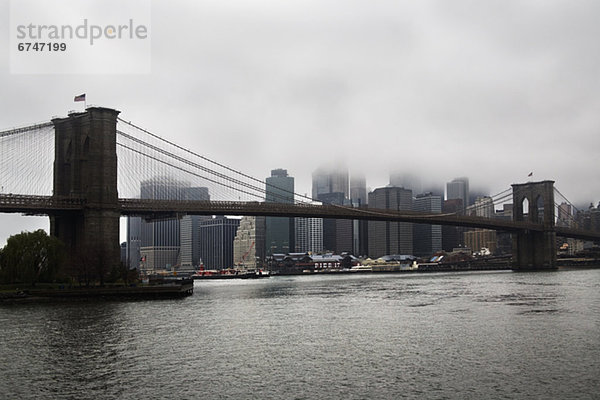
[237,241,255,270]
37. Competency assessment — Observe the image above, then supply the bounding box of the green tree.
[0,230,66,285]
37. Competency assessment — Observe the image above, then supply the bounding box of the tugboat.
[191,242,270,280]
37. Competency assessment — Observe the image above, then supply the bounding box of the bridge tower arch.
[50,107,121,278]
[512,180,556,270]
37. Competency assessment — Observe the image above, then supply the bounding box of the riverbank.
[557,257,600,268]
[0,278,194,302]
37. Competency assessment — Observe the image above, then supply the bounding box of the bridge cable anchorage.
[116,118,315,204]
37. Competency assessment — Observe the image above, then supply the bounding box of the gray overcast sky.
[1,0,599,245]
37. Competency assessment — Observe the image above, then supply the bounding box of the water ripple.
[1,270,599,399]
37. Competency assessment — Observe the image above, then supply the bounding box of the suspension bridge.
[0,107,598,272]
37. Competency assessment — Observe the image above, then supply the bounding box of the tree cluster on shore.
[0,230,137,287]
[0,230,65,286]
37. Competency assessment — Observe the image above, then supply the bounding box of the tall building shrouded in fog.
[317,191,353,254]
[446,177,470,210]
[350,173,368,256]
[350,174,367,206]
[442,198,464,251]
[413,193,442,257]
[265,169,295,255]
[444,177,469,251]
[312,165,353,254]
[312,166,349,200]
[390,172,422,195]
[368,186,413,257]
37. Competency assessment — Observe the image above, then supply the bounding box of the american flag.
[74,94,86,102]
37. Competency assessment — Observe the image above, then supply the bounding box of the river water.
[1,269,599,399]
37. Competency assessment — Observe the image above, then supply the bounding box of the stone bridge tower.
[512,180,556,270]
[50,107,121,277]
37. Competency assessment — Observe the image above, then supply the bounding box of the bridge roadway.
[1,194,599,241]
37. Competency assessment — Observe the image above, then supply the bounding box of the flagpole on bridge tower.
[74,93,86,110]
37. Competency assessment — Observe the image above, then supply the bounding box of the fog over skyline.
[1,0,599,245]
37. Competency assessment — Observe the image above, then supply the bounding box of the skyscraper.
[295,216,323,254]
[265,169,295,255]
[349,174,367,206]
[350,173,368,256]
[198,216,240,269]
[464,229,497,254]
[463,196,495,254]
[472,196,494,218]
[442,198,464,251]
[126,216,141,269]
[446,177,470,210]
[312,166,353,254]
[368,186,413,257]
[312,166,349,200]
[317,191,353,254]
[557,202,573,227]
[180,186,210,271]
[136,177,208,272]
[139,177,189,272]
[413,193,442,257]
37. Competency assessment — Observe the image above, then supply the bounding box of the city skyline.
[0,114,597,264]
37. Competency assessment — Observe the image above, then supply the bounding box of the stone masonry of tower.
[512,180,556,269]
[50,107,121,278]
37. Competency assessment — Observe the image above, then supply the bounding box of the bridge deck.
[2,194,599,240]
[119,198,537,231]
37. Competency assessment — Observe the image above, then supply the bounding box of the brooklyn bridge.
[1,107,598,271]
